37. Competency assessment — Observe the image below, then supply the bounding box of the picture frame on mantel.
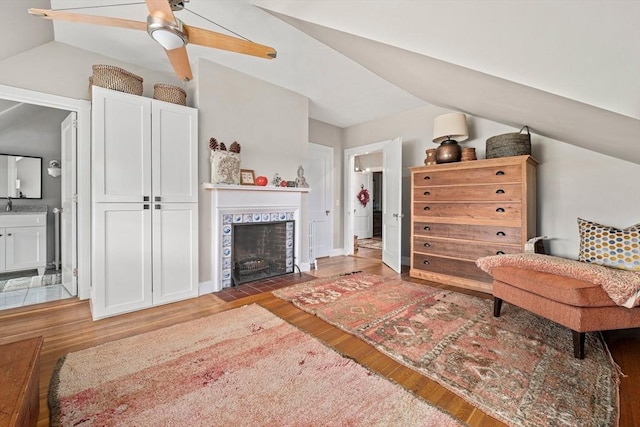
[240,169,256,185]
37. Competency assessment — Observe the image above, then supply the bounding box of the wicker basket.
[153,84,187,105]
[91,64,143,95]
[486,126,531,159]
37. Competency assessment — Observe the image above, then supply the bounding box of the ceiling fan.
[28,0,277,81]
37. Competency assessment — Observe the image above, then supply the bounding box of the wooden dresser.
[409,155,537,293]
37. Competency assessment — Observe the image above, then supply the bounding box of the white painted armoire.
[91,86,198,319]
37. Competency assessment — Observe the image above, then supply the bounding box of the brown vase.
[424,148,437,165]
[435,142,461,163]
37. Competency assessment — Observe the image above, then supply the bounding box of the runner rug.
[49,304,464,427]
[273,272,620,427]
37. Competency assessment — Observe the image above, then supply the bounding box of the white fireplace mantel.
[203,184,309,292]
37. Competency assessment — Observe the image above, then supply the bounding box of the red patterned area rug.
[273,272,620,427]
[49,304,464,426]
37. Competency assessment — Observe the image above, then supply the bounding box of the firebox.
[232,220,294,285]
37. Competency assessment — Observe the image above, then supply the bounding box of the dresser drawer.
[413,164,522,187]
[414,202,521,221]
[413,222,521,244]
[414,236,521,261]
[412,253,492,283]
[413,183,521,202]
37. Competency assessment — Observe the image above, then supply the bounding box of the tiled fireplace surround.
[204,185,309,292]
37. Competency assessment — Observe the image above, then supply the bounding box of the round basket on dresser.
[486,126,531,159]
[91,65,143,96]
[153,84,187,106]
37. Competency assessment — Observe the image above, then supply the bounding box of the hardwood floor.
[0,254,638,426]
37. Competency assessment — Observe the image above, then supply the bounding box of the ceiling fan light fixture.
[147,15,188,50]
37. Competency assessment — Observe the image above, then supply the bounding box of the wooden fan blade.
[183,24,277,60]
[165,46,193,81]
[145,0,177,23]
[28,8,146,31]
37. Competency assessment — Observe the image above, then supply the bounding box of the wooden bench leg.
[572,330,585,359]
[493,297,503,317]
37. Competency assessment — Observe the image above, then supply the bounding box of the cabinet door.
[92,203,152,319]
[92,86,152,203]
[4,226,46,272]
[152,101,198,203]
[0,231,5,272]
[151,203,198,305]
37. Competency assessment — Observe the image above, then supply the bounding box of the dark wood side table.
[0,336,43,427]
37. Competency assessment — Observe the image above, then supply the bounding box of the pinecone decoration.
[209,137,218,150]
[230,141,241,153]
[219,142,227,151]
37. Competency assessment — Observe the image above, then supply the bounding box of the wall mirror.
[0,154,43,199]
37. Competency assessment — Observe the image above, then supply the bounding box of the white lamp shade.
[433,112,469,144]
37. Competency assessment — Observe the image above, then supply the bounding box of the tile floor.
[0,284,73,310]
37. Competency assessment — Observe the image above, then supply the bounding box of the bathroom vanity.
[0,207,47,275]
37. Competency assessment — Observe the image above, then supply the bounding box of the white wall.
[196,59,310,284]
[0,0,53,61]
[0,42,185,102]
[0,104,70,264]
[342,104,640,260]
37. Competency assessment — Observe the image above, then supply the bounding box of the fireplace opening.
[232,220,294,286]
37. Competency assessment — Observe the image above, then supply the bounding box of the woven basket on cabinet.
[153,84,187,105]
[91,64,143,95]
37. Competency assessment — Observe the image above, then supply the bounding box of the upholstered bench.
[476,253,640,359]
[490,266,640,358]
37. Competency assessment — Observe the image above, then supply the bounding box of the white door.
[353,172,373,239]
[152,203,199,305]
[61,112,77,296]
[307,143,333,259]
[152,100,198,203]
[382,137,403,272]
[92,203,152,319]
[92,86,152,203]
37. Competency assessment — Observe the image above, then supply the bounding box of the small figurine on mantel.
[295,165,309,188]
[271,173,282,187]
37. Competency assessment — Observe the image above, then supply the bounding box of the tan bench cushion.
[491,266,616,308]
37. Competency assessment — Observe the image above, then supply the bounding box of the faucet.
[6,196,12,212]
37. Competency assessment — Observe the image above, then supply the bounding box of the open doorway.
[344,137,402,272]
[0,85,91,310]
[353,154,383,260]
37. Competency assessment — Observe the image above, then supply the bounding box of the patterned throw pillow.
[578,218,640,271]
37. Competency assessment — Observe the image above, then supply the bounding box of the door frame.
[0,85,91,299]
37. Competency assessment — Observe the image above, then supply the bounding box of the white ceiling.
[23,1,640,162]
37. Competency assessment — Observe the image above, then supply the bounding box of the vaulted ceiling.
[9,1,640,163]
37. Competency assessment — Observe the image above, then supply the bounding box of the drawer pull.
[423,225,431,231]
[423,176,431,180]
[496,231,506,236]
[423,260,430,265]
[423,206,431,211]
[495,189,505,194]
[495,170,505,176]
[496,208,505,213]
[143,196,150,202]
[7,233,11,236]
[143,204,150,210]
[496,251,505,255]
[423,242,431,248]
[423,191,431,196]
